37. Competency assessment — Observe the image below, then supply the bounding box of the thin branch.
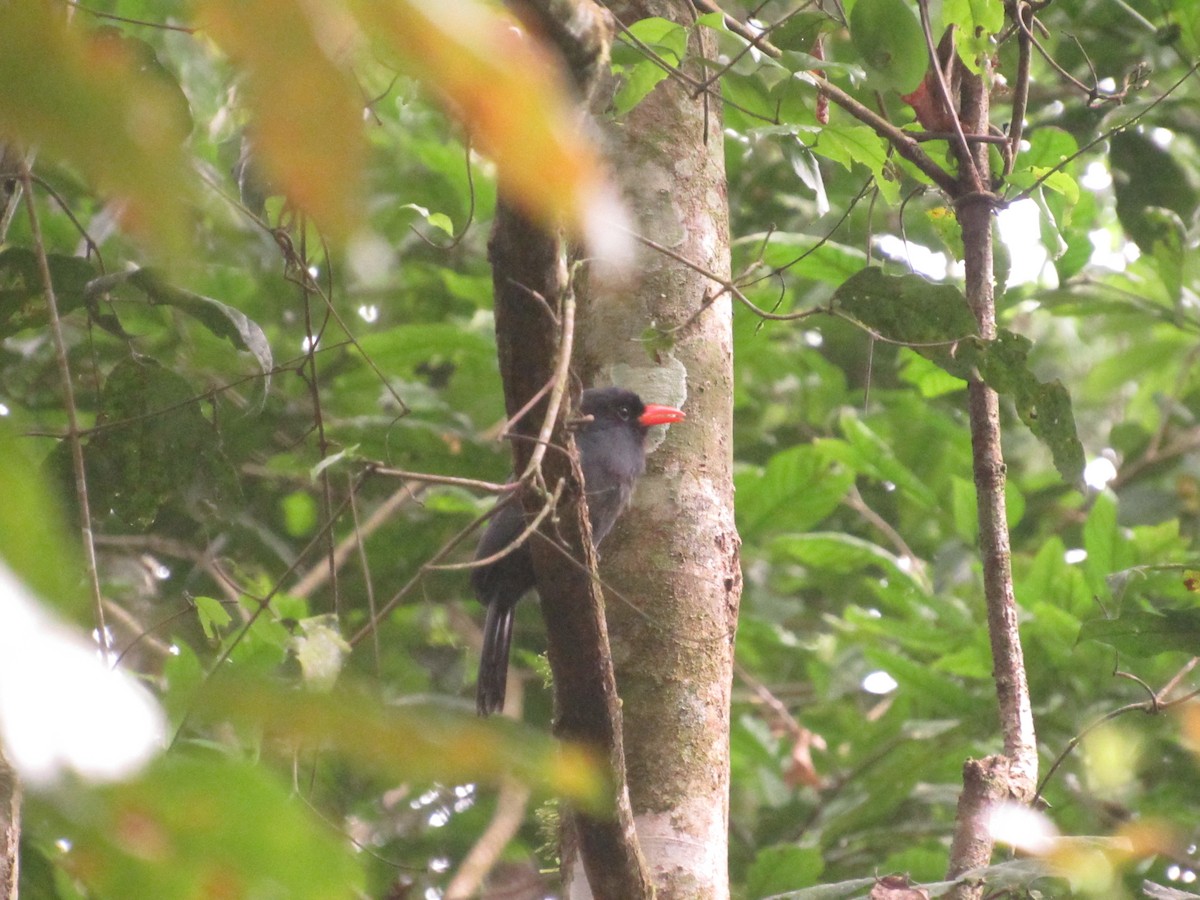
[61,0,196,32]
[612,18,781,125]
[290,483,423,599]
[800,71,959,194]
[1008,58,1200,204]
[1006,1,1032,175]
[914,6,980,190]
[424,482,564,573]
[296,225,341,615]
[841,485,928,589]
[346,488,527,646]
[348,476,383,672]
[19,159,109,665]
[368,466,515,494]
[516,283,576,488]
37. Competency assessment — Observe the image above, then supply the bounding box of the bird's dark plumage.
[471,387,685,715]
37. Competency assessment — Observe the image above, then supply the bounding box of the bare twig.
[19,159,109,665]
[800,71,959,194]
[516,285,577,488]
[914,5,980,189]
[295,225,342,615]
[290,483,423,599]
[424,482,564,572]
[1006,1,1033,175]
[368,466,515,494]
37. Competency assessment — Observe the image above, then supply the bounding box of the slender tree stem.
[19,159,109,665]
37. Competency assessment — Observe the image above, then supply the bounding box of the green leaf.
[291,615,351,692]
[399,203,455,237]
[772,532,927,594]
[833,267,1085,483]
[735,446,854,538]
[747,845,825,897]
[850,0,928,93]
[33,754,365,899]
[624,16,689,62]
[1078,609,1200,657]
[93,268,273,390]
[1082,491,1119,599]
[614,60,671,115]
[70,357,242,530]
[0,248,98,338]
[898,349,964,398]
[811,125,898,202]
[0,423,85,620]
[281,491,319,537]
[611,18,688,115]
[833,265,978,343]
[193,596,232,641]
[942,0,1004,71]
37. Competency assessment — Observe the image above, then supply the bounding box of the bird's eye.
[617,404,632,421]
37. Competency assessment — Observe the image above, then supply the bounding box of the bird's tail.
[476,602,515,716]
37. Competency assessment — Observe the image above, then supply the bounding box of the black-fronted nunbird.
[472,387,686,716]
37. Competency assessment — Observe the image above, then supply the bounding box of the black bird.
[472,387,686,716]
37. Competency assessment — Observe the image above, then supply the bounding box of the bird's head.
[578,387,686,432]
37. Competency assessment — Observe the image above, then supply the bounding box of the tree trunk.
[574,3,740,896]
[0,754,19,900]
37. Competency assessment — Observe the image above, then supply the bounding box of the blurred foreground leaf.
[31,755,364,900]
[192,676,611,812]
[0,422,83,619]
[197,0,365,239]
[357,0,615,245]
[0,4,192,252]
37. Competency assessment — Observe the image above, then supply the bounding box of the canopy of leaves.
[5,0,1200,898]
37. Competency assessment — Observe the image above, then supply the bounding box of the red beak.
[639,403,686,426]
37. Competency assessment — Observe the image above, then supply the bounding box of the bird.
[472,387,686,716]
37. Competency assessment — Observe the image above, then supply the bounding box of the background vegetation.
[5,0,1200,897]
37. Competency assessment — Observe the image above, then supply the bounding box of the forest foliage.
[5,0,1200,897]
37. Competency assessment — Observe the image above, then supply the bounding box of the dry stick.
[1006,0,1033,175]
[516,285,576,490]
[444,776,532,899]
[346,483,561,645]
[1034,662,1200,810]
[1009,58,1200,205]
[368,466,513,494]
[290,483,422,599]
[633,227,978,349]
[915,2,982,191]
[348,478,383,672]
[425,484,564,573]
[809,72,966,196]
[19,160,109,665]
[296,227,341,615]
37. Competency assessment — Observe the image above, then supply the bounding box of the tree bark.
[575,2,740,897]
[0,753,19,900]
[488,3,654,897]
[945,58,1037,899]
